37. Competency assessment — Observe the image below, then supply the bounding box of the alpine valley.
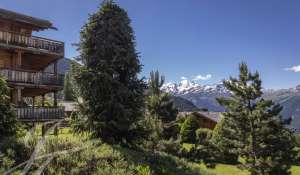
[162,79,300,131]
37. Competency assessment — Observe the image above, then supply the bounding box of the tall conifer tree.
[217,63,295,175]
[74,0,145,144]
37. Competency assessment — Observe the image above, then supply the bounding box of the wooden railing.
[0,68,64,86]
[0,30,64,55]
[16,107,65,121]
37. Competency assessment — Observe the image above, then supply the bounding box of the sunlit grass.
[199,163,300,175]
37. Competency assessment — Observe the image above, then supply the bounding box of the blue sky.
[1,0,300,89]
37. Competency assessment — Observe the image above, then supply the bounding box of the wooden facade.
[0,8,65,121]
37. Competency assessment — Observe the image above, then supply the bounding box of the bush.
[136,165,152,175]
[0,136,31,165]
[295,133,300,147]
[163,122,181,139]
[156,138,181,155]
[294,147,300,165]
[195,128,212,145]
[180,115,199,143]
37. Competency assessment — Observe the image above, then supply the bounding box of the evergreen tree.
[147,71,178,122]
[63,72,75,101]
[73,0,146,144]
[210,117,239,164]
[217,63,295,175]
[148,70,165,96]
[180,114,199,143]
[0,76,18,139]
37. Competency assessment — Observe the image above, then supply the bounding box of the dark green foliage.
[210,117,239,164]
[73,0,146,144]
[63,72,75,101]
[147,71,178,123]
[180,115,199,143]
[147,93,178,123]
[217,63,295,175]
[163,121,181,139]
[295,133,300,147]
[0,76,18,140]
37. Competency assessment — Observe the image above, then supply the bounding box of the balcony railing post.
[0,68,64,86]
[0,30,64,55]
[16,107,64,121]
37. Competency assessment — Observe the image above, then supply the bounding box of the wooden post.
[16,87,23,106]
[32,96,35,108]
[42,124,46,136]
[54,125,58,136]
[16,50,22,69]
[42,95,45,107]
[32,96,35,121]
[53,91,57,107]
[54,61,58,75]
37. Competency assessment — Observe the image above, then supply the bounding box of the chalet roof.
[179,111,223,123]
[194,112,222,123]
[0,8,57,30]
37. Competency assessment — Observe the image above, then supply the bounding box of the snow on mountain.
[161,80,228,95]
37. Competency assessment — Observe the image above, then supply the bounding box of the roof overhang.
[0,8,57,31]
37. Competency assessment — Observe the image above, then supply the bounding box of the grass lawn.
[183,143,300,175]
[199,163,300,175]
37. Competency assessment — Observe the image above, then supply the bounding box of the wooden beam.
[53,91,57,107]
[53,60,57,75]
[16,50,22,68]
[17,87,22,104]
[42,94,45,107]
[32,96,35,108]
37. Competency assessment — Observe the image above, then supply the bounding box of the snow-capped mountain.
[162,80,230,112]
[163,80,300,131]
[162,80,228,96]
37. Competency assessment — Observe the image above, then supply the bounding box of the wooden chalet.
[180,111,222,130]
[0,8,65,121]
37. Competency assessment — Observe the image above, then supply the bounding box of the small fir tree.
[210,117,239,164]
[217,63,295,175]
[73,0,146,144]
[180,114,199,143]
[147,71,178,122]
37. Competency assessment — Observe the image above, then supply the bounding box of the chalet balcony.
[0,68,64,86]
[16,107,65,121]
[0,30,64,56]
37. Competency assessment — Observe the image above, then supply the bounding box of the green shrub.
[136,165,153,175]
[195,128,212,145]
[294,147,300,165]
[157,138,181,155]
[295,133,300,147]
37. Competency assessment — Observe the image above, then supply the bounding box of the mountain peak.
[161,81,228,95]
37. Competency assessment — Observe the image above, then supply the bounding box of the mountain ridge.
[162,80,300,131]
